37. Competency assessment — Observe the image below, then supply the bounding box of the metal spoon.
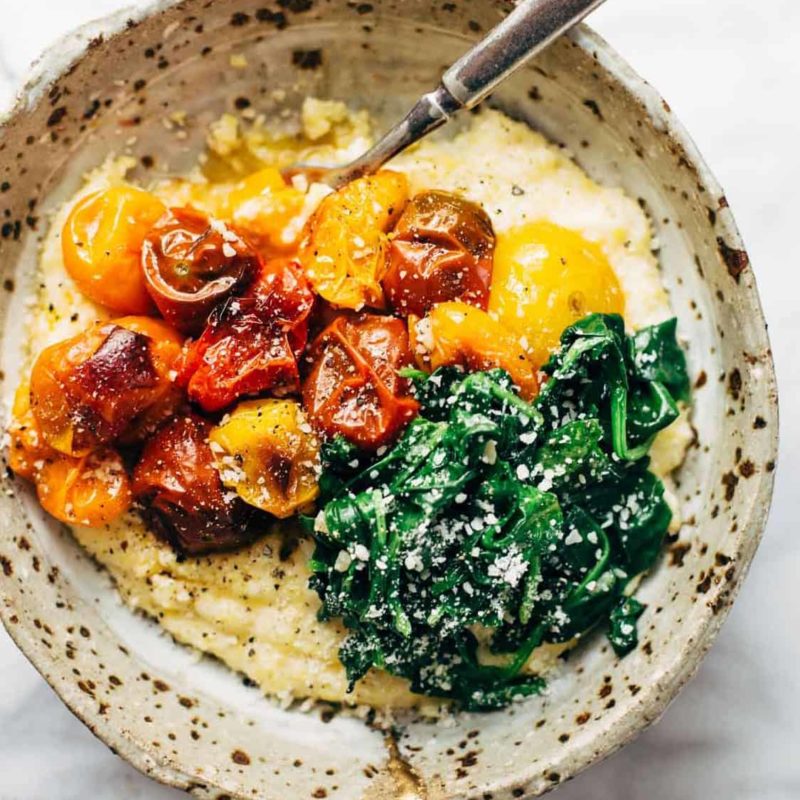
[289,0,607,189]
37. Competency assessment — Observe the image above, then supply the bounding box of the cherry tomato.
[299,171,409,310]
[62,186,166,314]
[132,414,260,556]
[489,221,625,366]
[209,398,320,518]
[225,168,308,254]
[7,379,132,526]
[383,190,495,316]
[29,317,183,456]
[36,447,132,527]
[411,301,541,400]
[301,313,419,449]
[179,259,314,412]
[141,207,261,334]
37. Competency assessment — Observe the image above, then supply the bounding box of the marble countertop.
[1,1,798,798]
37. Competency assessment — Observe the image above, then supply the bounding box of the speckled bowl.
[0,1,778,798]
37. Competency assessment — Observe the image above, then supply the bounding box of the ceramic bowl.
[0,1,778,798]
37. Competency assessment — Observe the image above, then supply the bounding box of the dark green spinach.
[307,314,688,710]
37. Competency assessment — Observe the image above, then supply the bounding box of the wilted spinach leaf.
[608,596,646,656]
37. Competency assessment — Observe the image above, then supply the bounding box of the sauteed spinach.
[307,314,689,710]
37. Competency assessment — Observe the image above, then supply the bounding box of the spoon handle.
[443,0,607,108]
[327,0,606,187]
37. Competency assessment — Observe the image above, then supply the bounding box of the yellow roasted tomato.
[62,186,166,314]
[489,221,624,366]
[209,398,320,518]
[299,170,409,310]
[412,301,541,400]
[225,168,307,254]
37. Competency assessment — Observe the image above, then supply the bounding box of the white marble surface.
[0,1,798,798]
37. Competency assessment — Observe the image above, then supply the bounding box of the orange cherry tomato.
[113,317,186,443]
[29,317,183,456]
[179,259,314,412]
[301,313,419,449]
[141,207,262,334]
[62,186,166,314]
[411,302,541,400]
[36,447,132,527]
[225,168,308,255]
[383,190,495,317]
[299,171,409,310]
[132,414,259,555]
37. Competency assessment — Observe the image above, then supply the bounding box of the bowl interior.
[0,2,777,799]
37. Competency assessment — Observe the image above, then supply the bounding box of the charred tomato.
[179,259,314,412]
[382,190,495,316]
[301,313,419,449]
[141,207,261,334]
[29,317,183,456]
[132,414,260,556]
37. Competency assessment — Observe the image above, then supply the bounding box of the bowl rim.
[0,3,779,798]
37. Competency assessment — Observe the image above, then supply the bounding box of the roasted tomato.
[382,190,495,316]
[37,448,132,527]
[299,171,409,310]
[62,186,166,314]
[141,207,261,334]
[411,302,541,400]
[489,221,625,365]
[209,399,320,518]
[132,414,260,556]
[302,313,419,449]
[8,380,132,526]
[179,259,314,412]
[29,317,183,456]
[224,168,307,254]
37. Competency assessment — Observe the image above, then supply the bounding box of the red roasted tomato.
[382,190,495,317]
[132,414,260,556]
[301,313,419,449]
[29,317,183,456]
[179,259,314,412]
[141,207,261,334]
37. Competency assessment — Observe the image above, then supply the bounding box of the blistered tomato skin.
[29,317,183,456]
[490,221,625,366]
[141,207,262,334]
[300,171,409,310]
[209,398,320,518]
[412,301,541,400]
[132,414,260,556]
[302,313,419,449]
[62,187,166,314]
[383,190,495,317]
[179,259,314,412]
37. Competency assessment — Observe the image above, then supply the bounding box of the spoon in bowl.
[286,0,607,189]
